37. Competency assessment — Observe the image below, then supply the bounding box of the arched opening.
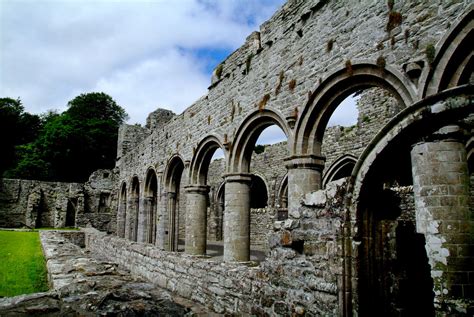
[349,89,472,315]
[144,169,158,244]
[186,135,227,256]
[320,87,405,182]
[207,148,226,243]
[294,63,416,157]
[164,156,185,251]
[227,109,290,261]
[322,154,357,188]
[117,182,127,238]
[65,198,77,227]
[128,177,140,241]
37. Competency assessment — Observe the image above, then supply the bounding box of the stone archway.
[117,182,127,238]
[185,135,226,255]
[140,168,158,244]
[346,87,472,316]
[322,154,357,188]
[126,176,140,241]
[294,62,417,157]
[287,63,417,214]
[225,108,291,261]
[163,155,186,251]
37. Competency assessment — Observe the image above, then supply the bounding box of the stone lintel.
[284,155,325,170]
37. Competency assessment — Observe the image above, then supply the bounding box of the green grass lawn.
[0,230,49,297]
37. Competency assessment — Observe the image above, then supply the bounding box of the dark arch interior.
[357,135,434,316]
[166,158,185,251]
[130,177,140,241]
[145,171,158,244]
[250,175,268,209]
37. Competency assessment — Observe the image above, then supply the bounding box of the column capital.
[184,185,210,194]
[284,154,325,170]
[224,173,253,184]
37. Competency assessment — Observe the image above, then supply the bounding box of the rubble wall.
[0,169,116,231]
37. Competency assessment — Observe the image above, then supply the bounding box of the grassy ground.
[0,230,49,297]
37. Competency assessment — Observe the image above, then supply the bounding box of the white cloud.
[0,0,286,123]
[327,94,360,127]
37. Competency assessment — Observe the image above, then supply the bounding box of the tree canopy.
[0,98,42,176]
[2,93,128,182]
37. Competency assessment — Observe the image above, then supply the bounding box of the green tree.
[0,98,41,176]
[8,93,128,182]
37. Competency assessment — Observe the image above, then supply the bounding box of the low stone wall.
[84,228,264,314]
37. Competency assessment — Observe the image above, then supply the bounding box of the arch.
[189,134,226,185]
[250,173,269,208]
[128,176,140,241]
[322,154,357,188]
[294,62,417,156]
[421,9,474,97]
[163,154,186,192]
[229,108,292,173]
[117,181,127,238]
[163,154,186,251]
[345,86,472,315]
[144,167,158,244]
[350,85,472,206]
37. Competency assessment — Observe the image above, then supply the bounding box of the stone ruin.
[1,0,473,315]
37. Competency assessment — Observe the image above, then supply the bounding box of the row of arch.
[116,8,472,265]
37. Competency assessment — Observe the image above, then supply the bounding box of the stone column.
[285,155,325,218]
[411,126,473,308]
[184,185,209,255]
[224,173,252,262]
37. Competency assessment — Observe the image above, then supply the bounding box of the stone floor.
[0,230,215,316]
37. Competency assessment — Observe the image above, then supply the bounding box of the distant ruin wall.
[0,169,116,231]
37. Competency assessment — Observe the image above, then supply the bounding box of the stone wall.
[0,169,116,231]
[0,179,83,228]
[115,0,468,183]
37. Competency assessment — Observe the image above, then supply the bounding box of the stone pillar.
[411,126,473,309]
[285,155,325,218]
[224,173,252,262]
[185,185,209,255]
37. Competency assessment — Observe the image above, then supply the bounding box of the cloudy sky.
[1,0,357,145]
